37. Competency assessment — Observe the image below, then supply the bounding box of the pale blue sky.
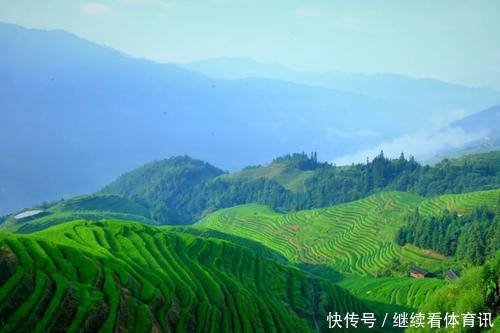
[1,0,500,89]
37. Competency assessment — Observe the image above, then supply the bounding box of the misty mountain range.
[184,57,500,115]
[0,21,499,215]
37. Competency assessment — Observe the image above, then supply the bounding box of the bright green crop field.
[0,220,385,333]
[0,189,498,332]
[198,190,499,276]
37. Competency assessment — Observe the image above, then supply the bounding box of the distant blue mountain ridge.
[0,22,499,215]
[183,57,500,113]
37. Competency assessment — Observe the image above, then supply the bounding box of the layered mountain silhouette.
[1,22,499,214]
[184,57,500,116]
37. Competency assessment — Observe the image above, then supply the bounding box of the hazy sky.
[1,0,500,89]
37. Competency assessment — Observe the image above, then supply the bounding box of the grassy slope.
[217,161,314,193]
[0,194,155,233]
[0,219,384,333]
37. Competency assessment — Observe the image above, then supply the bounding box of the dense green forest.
[396,205,500,265]
[103,151,500,224]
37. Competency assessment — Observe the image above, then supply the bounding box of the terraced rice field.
[0,220,375,333]
[199,190,499,275]
[53,194,151,217]
[338,277,445,311]
[417,189,499,216]
[1,189,497,332]
[0,194,155,233]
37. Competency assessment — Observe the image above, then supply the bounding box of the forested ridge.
[102,151,500,224]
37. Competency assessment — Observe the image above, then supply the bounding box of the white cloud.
[294,6,328,18]
[428,108,474,128]
[80,2,112,15]
[333,126,488,165]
